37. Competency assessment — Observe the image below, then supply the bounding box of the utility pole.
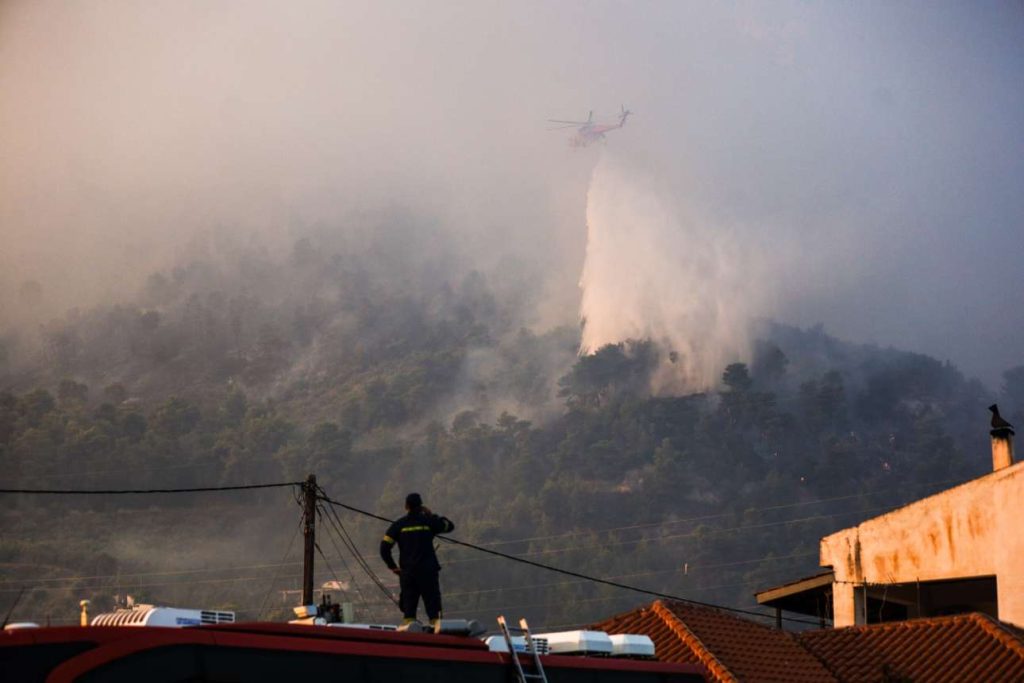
[302,474,317,606]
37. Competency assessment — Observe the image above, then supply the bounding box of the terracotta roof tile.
[796,613,1024,683]
[592,600,837,683]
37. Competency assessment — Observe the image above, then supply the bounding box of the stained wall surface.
[820,461,1024,627]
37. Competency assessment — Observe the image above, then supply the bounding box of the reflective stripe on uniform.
[401,525,431,533]
[382,535,395,544]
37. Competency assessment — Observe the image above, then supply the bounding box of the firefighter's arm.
[380,524,399,572]
[429,514,455,535]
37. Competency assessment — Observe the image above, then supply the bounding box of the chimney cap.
[989,404,1015,437]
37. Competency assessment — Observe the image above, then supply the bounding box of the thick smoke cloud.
[580,151,764,392]
[1,1,1022,386]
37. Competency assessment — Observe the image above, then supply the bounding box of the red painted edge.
[17,625,707,681]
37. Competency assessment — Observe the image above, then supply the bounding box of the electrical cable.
[456,476,962,548]
[4,461,223,483]
[256,510,304,620]
[5,453,295,483]
[313,540,344,596]
[345,560,808,608]
[0,544,819,598]
[0,482,303,495]
[0,561,303,586]
[318,499,395,597]
[316,491,823,626]
[306,476,960,565]
[437,506,889,567]
[317,499,398,607]
[315,497,395,604]
[440,572,809,620]
[322,503,386,594]
[0,477,873,627]
[0,548,816,595]
[0,574,303,595]
[314,504,372,611]
[348,504,875,571]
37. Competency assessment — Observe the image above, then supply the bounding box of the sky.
[1,0,1022,386]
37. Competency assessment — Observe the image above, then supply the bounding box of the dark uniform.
[379,496,454,624]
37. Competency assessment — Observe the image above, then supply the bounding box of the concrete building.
[758,409,1023,628]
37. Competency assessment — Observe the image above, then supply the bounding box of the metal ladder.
[497,615,548,683]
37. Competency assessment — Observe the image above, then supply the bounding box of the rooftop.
[797,612,1024,683]
[591,600,1024,682]
[591,599,835,683]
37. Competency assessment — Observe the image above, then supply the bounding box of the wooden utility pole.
[302,474,318,606]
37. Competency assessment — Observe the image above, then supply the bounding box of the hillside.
[2,231,1021,629]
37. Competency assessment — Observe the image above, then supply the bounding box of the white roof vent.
[485,635,550,655]
[91,605,235,627]
[327,623,398,631]
[534,630,613,656]
[609,634,656,658]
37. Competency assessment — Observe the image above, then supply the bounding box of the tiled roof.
[591,600,837,683]
[796,613,1024,683]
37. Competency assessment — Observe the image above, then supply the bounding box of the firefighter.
[379,493,455,630]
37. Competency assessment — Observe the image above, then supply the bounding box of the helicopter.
[548,105,632,147]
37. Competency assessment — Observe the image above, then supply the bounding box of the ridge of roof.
[968,612,1024,654]
[798,612,1023,642]
[651,600,739,683]
[796,612,1024,683]
[654,600,837,683]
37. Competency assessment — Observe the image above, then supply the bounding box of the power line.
[314,506,372,610]
[3,461,223,483]
[18,572,800,632]
[313,476,958,565]
[1,477,926,628]
[441,572,809,621]
[313,542,344,595]
[257,515,304,620]
[438,553,818,604]
[2,485,822,627]
[345,558,810,609]
[437,476,964,552]
[316,498,398,607]
[316,491,822,627]
[0,547,816,595]
[0,482,303,495]
[0,562,304,586]
[437,506,889,568]
[0,575,303,595]
[454,570,818,622]
[0,547,817,600]
[4,448,326,486]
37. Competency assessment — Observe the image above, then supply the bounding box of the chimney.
[989,404,1015,471]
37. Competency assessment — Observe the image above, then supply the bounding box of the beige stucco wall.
[820,461,1024,627]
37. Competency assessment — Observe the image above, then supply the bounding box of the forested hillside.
[2,230,1021,629]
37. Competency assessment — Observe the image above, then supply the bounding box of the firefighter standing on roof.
[380,493,455,628]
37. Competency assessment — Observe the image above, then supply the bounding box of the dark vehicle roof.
[3,623,707,683]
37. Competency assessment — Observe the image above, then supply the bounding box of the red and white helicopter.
[549,105,632,147]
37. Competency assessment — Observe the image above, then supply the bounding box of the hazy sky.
[1,1,1022,385]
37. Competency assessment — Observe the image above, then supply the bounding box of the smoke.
[1,1,1023,386]
[0,0,582,328]
[579,151,765,392]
